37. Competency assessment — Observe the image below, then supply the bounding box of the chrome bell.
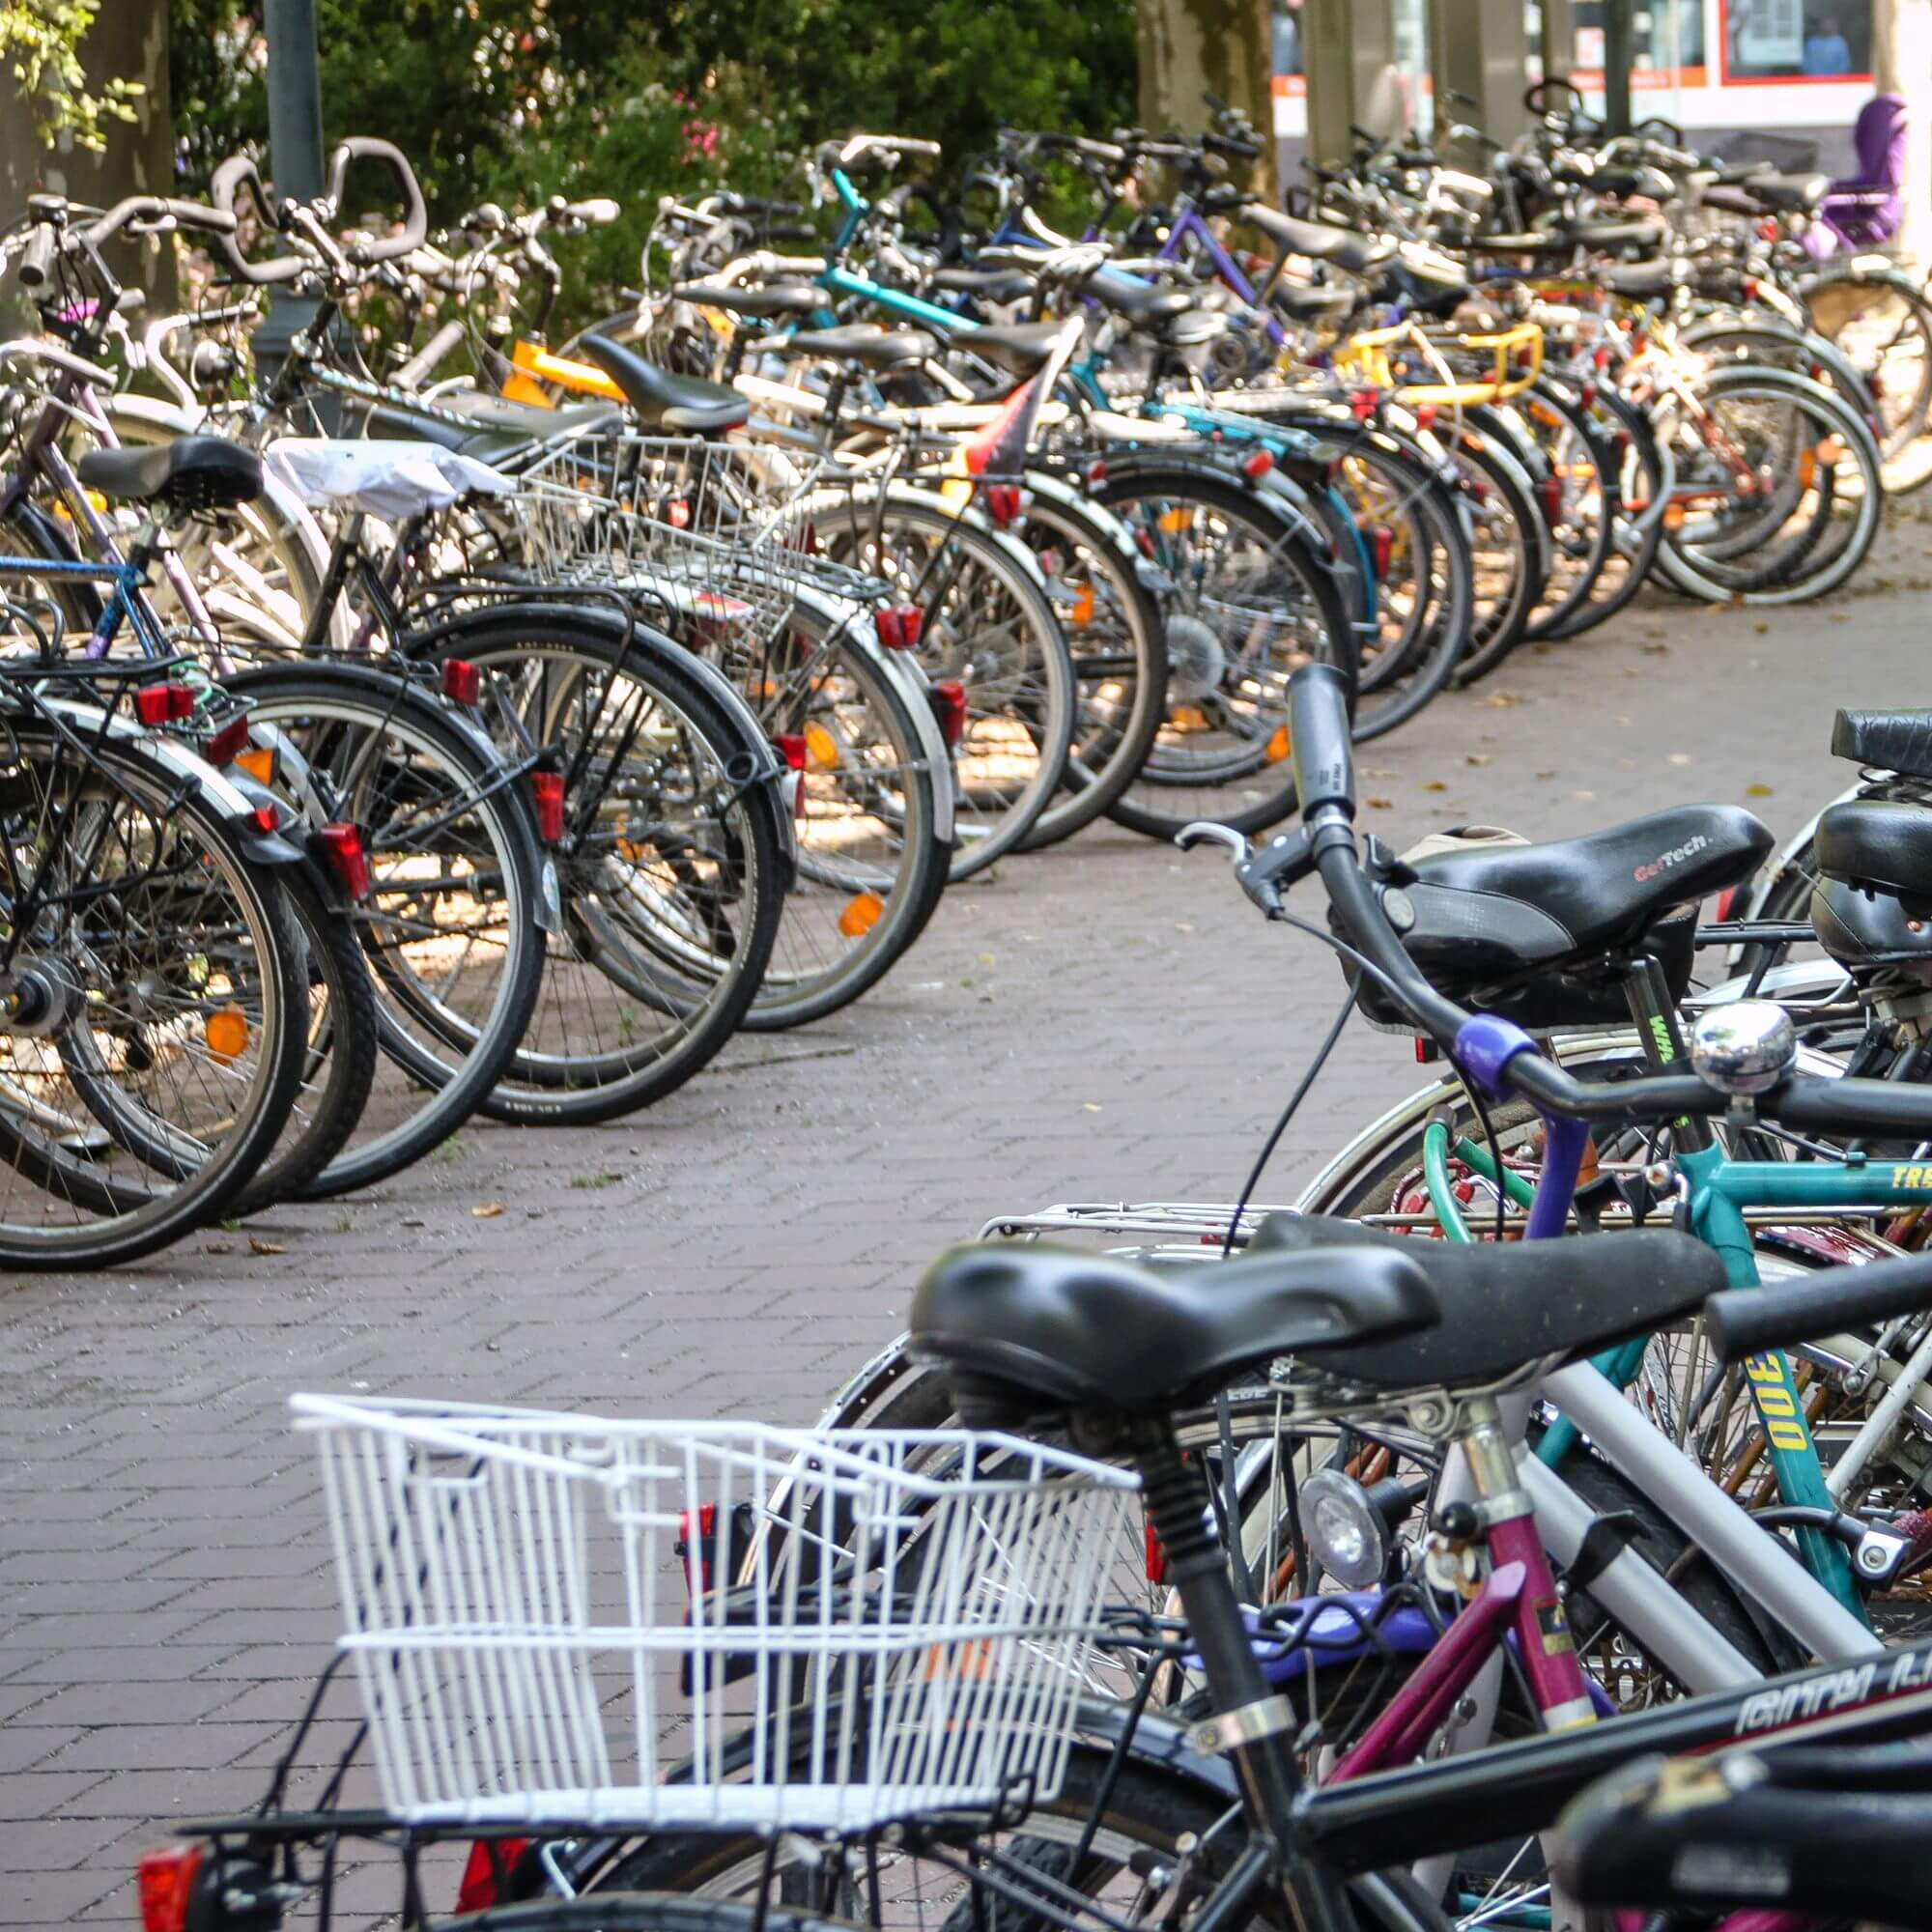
[1689,1001,1797,1096]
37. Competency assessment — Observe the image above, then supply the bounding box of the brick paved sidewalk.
[5,526,1931,1925]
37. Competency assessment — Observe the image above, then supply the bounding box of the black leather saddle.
[929,267,1039,304]
[959,320,1065,377]
[579,334,750,433]
[1567,216,1666,253]
[909,1215,1721,1422]
[76,436,263,513]
[1601,259,1676,299]
[773,325,936,368]
[1833,706,1932,781]
[1816,799,1932,911]
[1078,271,1198,328]
[671,282,823,319]
[366,392,617,467]
[1356,805,1773,1032]
[1554,1743,1932,1925]
[1240,203,1395,278]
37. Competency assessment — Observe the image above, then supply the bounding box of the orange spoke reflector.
[838,892,885,938]
[1816,436,1847,467]
[1170,705,1210,733]
[235,745,275,785]
[803,723,840,770]
[1158,508,1194,534]
[1265,724,1292,763]
[205,1007,250,1061]
[1798,450,1817,489]
[1663,503,1687,530]
[1071,583,1095,626]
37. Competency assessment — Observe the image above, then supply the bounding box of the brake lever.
[1176,820,1315,918]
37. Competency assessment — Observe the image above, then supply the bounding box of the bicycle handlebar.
[209,155,307,284]
[16,225,56,291]
[1705,1253,1932,1360]
[1226,662,1932,1143]
[324,137,430,263]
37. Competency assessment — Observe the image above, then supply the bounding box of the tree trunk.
[0,0,176,306]
[1138,0,1276,192]
[1873,0,1932,268]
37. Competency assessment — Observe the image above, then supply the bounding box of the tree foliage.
[171,0,1135,318]
[4,0,143,148]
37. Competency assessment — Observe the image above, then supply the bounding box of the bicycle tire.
[1094,466,1356,839]
[227,866,380,1216]
[223,663,547,1196]
[0,725,307,1264]
[800,489,1076,880]
[410,612,787,1123]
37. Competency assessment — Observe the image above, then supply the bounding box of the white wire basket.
[492,434,891,631]
[294,1393,1141,1832]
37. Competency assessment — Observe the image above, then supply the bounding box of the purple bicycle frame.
[1153,202,1290,348]
[1305,1013,1599,1784]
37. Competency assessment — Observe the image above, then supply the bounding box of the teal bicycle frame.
[1436,1122,1932,1621]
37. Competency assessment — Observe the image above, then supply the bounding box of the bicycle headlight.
[1301,1469,1388,1589]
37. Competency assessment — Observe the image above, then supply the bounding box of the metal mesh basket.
[498,432,890,628]
[295,1393,1140,1832]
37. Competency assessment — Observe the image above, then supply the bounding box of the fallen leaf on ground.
[1746,782,1775,797]
[247,1236,285,1257]
[1422,781,1447,792]
[1465,753,1494,767]
[472,1202,505,1219]
[1668,753,1692,766]
[1366,796,1394,809]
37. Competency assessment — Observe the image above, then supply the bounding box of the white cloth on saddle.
[266,439,512,519]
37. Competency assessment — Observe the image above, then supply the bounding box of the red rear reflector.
[1144,1515,1167,1584]
[441,659,482,705]
[1369,525,1394,580]
[455,1836,530,1916]
[1350,390,1378,421]
[679,1502,719,1592]
[1242,448,1273,478]
[931,679,968,748]
[876,606,923,649]
[984,483,1023,527]
[134,683,194,726]
[138,1844,204,1932]
[319,822,372,900]
[529,771,566,844]
[1415,1037,1430,1062]
[1541,474,1563,526]
[204,714,252,767]
[775,733,807,771]
[1086,459,1108,484]
[1413,404,1437,432]
[1714,887,1736,922]
[252,803,278,834]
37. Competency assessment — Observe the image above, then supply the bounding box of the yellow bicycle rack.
[1331,319,1545,408]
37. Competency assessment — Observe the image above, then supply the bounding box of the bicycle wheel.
[226,866,380,1217]
[1095,466,1356,839]
[1803,264,1932,478]
[0,719,306,1264]
[802,489,1077,880]
[1010,481,1169,850]
[647,592,950,1031]
[582,1734,1440,1932]
[1516,378,1620,644]
[412,611,787,1123]
[1442,422,1548,688]
[223,663,547,1195]
[1653,368,1883,606]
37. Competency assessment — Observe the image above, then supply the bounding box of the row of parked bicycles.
[131,659,1932,1932]
[2,91,1927,1269]
[62,84,1932,1932]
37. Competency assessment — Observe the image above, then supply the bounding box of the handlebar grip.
[327,136,430,263]
[1288,662,1355,817]
[567,197,621,227]
[1753,1073,1932,1142]
[16,225,58,292]
[1705,1253,1932,1361]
